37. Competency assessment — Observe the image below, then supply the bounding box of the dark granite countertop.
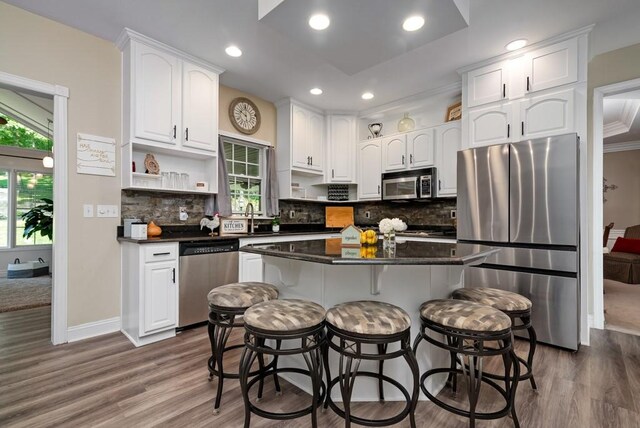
[117,230,339,244]
[240,238,496,265]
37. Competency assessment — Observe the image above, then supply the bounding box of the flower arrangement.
[378,218,408,234]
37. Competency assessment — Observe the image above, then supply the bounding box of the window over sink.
[223,137,264,215]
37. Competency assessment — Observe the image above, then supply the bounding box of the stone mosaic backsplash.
[121,189,456,229]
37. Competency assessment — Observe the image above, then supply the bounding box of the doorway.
[0,71,69,345]
[592,77,640,335]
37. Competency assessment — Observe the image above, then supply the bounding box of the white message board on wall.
[77,133,116,176]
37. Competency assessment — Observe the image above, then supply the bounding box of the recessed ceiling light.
[506,39,527,51]
[361,92,374,100]
[310,88,323,95]
[309,14,330,30]
[402,15,425,32]
[225,45,242,57]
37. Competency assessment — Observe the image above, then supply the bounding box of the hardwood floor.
[1,307,639,427]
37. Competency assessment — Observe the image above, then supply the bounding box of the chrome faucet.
[244,202,255,234]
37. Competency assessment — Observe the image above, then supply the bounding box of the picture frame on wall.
[445,101,462,122]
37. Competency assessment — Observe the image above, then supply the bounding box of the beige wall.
[219,85,276,144]
[0,2,121,327]
[603,150,640,230]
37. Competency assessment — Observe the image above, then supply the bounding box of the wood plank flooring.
[1,307,639,427]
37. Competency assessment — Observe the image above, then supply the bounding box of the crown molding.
[603,140,640,153]
[603,99,640,138]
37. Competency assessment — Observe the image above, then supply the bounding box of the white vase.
[397,113,415,132]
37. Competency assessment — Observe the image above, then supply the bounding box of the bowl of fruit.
[360,229,379,246]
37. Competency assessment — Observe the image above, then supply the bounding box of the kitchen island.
[240,238,498,402]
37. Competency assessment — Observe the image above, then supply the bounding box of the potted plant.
[271,216,280,233]
[22,198,53,240]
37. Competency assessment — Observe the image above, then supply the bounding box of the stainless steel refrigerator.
[457,133,580,350]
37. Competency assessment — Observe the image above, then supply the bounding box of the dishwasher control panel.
[179,240,239,256]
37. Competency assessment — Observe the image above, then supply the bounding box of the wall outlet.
[97,204,118,218]
[450,209,457,219]
[364,211,371,219]
[289,210,295,219]
[83,204,94,218]
[179,206,188,221]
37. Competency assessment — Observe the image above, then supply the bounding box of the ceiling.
[604,91,640,145]
[0,87,53,137]
[4,0,640,111]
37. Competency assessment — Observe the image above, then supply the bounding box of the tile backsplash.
[121,189,456,228]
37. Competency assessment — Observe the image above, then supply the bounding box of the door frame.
[0,71,69,345]
[591,77,640,330]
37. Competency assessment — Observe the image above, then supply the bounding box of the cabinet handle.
[185,127,189,141]
[306,156,310,165]
[402,155,405,165]
[521,121,524,136]
[172,268,176,283]
[311,156,313,165]
[410,154,413,164]
[153,252,171,256]
[526,76,530,91]
[507,124,510,138]
[439,180,442,191]
[503,83,506,98]
[377,185,380,194]
[173,125,176,139]
[332,169,335,178]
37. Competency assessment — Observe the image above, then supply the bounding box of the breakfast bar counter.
[239,238,498,402]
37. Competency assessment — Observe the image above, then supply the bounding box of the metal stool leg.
[524,317,538,390]
[377,343,388,401]
[402,336,419,428]
[211,315,235,414]
[239,338,257,428]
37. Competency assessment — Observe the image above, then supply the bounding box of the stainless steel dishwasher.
[178,239,239,329]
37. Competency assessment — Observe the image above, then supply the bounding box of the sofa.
[604,225,640,284]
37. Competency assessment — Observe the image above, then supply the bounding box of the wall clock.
[229,97,261,135]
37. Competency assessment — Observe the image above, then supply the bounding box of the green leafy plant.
[22,198,53,240]
[271,216,280,226]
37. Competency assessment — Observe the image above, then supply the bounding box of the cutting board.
[325,206,354,228]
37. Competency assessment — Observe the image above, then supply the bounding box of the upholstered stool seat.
[326,300,412,335]
[414,299,520,428]
[207,282,279,309]
[240,299,327,428]
[451,287,538,391]
[420,299,512,332]
[324,301,419,427]
[244,299,325,332]
[451,288,532,312]
[207,282,280,414]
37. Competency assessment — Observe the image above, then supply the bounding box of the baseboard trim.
[67,317,121,342]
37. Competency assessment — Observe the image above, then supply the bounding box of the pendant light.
[43,118,54,168]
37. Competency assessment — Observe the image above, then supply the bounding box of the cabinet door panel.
[525,39,578,93]
[436,122,461,197]
[309,112,324,171]
[239,253,263,282]
[468,103,513,147]
[382,135,407,172]
[182,63,218,152]
[358,142,381,200]
[328,116,355,182]
[520,88,574,139]
[134,43,180,144]
[143,261,177,334]
[291,105,309,169]
[408,128,435,168]
[466,61,508,108]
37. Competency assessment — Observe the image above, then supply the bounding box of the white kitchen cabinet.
[121,241,179,347]
[466,60,509,108]
[308,111,324,172]
[133,42,181,145]
[239,252,263,282]
[357,140,382,200]
[524,39,578,94]
[467,102,514,147]
[182,62,219,152]
[327,115,356,183]
[407,128,435,168]
[519,88,575,140]
[278,100,325,175]
[435,121,461,197]
[382,135,407,172]
[291,104,310,169]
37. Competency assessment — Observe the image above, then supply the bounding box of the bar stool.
[207,282,279,414]
[414,299,520,428]
[239,299,327,428]
[452,287,537,390]
[324,301,420,428]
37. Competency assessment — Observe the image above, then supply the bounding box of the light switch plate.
[97,204,118,218]
[83,204,94,218]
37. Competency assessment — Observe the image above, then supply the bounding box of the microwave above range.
[381,168,436,201]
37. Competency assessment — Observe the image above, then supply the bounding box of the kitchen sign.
[219,218,249,235]
[77,133,116,176]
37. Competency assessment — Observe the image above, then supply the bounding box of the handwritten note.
[77,133,116,176]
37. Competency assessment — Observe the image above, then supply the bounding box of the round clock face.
[229,97,261,135]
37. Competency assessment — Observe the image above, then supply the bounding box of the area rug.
[604,279,640,335]
[0,276,51,313]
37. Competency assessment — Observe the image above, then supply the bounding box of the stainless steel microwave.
[381,168,436,201]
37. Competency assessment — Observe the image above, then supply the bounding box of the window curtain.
[205,137,232,217]
[264,147,279,217]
